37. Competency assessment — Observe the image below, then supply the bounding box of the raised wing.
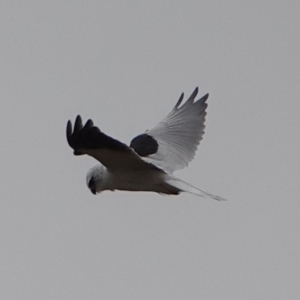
[67,115,159,171]
[130,87,208,173]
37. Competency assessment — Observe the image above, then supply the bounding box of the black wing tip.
[186,87,199,103]
[175,87,208,109]
[174,92,184,109]
[83,119,94,129]
[74,115,83,131]
[200,93,209,102]
[67,120,72,131]
[192,86,199,96]
[66,115,84,150]
[66,120,73,146]
[66,115,129,153]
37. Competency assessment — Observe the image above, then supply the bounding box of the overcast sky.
[1,1,299,299]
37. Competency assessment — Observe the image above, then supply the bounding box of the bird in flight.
[66,87,225,201]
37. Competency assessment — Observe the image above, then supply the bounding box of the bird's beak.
[88,177,97,195]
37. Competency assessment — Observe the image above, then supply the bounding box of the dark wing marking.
[129,87,208,173]
[67,115,160,171]
[130,134,158,156]
[67,115,128,155]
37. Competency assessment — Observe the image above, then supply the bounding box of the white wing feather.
[143,88,208,173]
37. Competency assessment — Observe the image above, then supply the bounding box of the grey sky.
[1,1,299,299]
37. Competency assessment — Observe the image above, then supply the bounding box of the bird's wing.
[67,115,159,171]
[130,87,208,173]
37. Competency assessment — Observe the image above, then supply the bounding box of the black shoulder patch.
[130,134,159,157]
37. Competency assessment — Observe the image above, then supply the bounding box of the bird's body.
[67,87,225,201]
[87,165,180,195]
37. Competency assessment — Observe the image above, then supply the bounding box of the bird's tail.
[166,175,226,201]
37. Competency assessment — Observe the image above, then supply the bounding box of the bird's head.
[86,164,107,195]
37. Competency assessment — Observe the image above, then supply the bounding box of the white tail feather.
[166,176,226,201]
